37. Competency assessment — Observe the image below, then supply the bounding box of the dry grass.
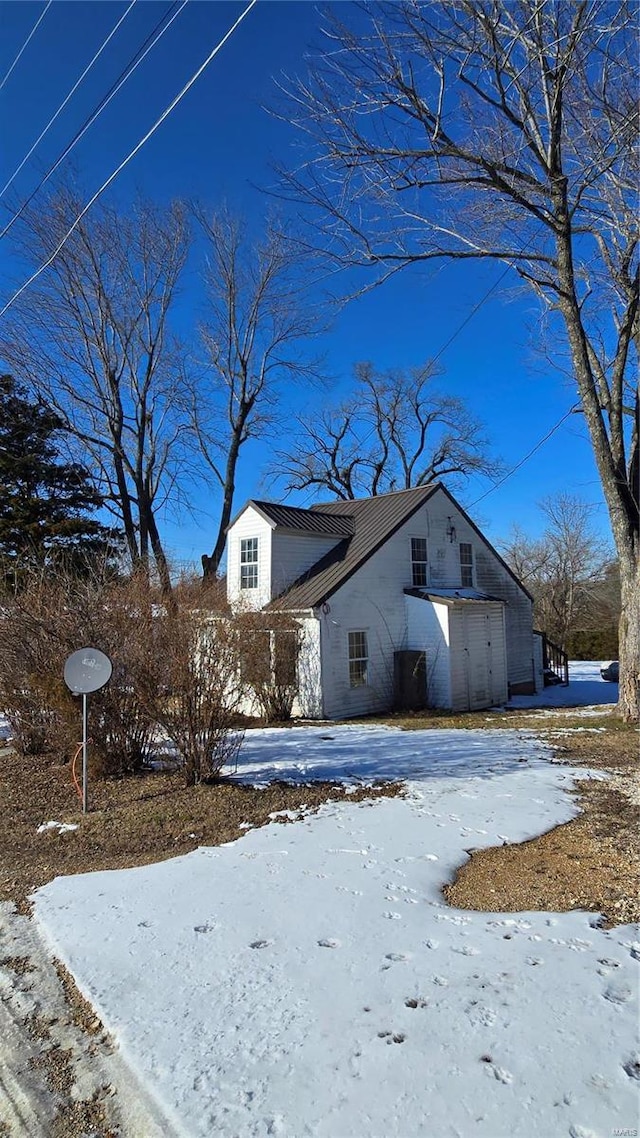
[0,742,400,912]
[442,714,639,927]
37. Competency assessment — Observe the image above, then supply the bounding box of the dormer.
[226,500,353,611]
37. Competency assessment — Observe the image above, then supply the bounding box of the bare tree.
[280,1,639,718]
[193,207,322,578]
[2,190,192,594]
[272,360,496,498]
[502,494,612,652]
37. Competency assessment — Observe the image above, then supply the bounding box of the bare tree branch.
[192,206,324,577]
[1,190,192,593]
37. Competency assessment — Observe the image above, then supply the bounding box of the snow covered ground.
[508,659,618,711]
[33,688,638,1138]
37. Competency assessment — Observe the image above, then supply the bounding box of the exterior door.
[462,605,507,710]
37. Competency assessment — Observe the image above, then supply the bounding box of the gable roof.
[266,484,439,611]
[230,499,354,538]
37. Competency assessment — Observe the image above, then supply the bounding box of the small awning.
[404,587,506,606]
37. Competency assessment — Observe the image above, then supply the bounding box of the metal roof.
[234,500,354,537]
[405,587,506,605]
[267,484,439,611]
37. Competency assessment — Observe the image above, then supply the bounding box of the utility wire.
[0,0,259,321]
[0,0,188,241]
[0,0,52,92]
[0,0,137,200]
[468,404,580,507]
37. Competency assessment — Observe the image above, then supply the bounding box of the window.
[460,542,473,587]
[348,631,368,688]
[411,537,428,587]
[240,537,259,589]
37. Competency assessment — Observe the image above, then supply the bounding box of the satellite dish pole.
[63,647,113,814]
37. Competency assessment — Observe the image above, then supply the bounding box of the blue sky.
[0,0,611,570]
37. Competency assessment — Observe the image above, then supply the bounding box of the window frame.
[240,536,259,590]
[348,630,369,688]
[459,541,473,587]
[410,536,428,587]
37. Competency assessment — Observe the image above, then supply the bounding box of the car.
[600,661,619,682]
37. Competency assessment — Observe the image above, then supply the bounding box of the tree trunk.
[553,215,638,721]
[617,555,639,722]
[202,422,244,580]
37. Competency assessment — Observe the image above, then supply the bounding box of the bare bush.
[136,592,244,785]
[0,574,78,758]
[0,569,159,776]
[0,569,246,787]
[237,612,302,722]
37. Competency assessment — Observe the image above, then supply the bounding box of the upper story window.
[240,537,259,589]
[348,630,369,688]
[460,542,473,587]
[411,537,428,587]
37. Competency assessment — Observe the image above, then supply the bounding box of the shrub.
[135,598,244,785]
[236,612,302,722]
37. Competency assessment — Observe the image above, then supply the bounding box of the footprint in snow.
[424,938,439,950]
[318,938,341,949]
[602,983,633,1005]
[385,952,411,962]
[383,912,402,920]
[377,1031,406,1044]
[405,997,427,1009]
[194,923,216,934]
[249,939,274,949]
[568,1126,599,1138]
[466,1002,497,1027]
[525,956,544,966]
[452,945,480,957]
[432,975,449,987]
[622,1054,640,1080]
[483,1062,513,1085]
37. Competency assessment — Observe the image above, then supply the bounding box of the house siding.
[473,546,534,691]
[271,532,342,601]
[427,493,534,694]
[227,507,273,610]
[405,595,451,708]
[318,508,435,719]
[294,615,323,718]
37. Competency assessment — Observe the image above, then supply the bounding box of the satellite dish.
[63,647,112,695]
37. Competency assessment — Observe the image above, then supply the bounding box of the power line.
[0,0,52,92]
[469,404,580,507]
[0,0,137,200]
[0,0,188,241]
[0,0,259,321]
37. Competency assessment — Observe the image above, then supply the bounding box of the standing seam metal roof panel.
[266,484,439,610]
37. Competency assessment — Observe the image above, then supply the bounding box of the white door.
[461,605,507,710]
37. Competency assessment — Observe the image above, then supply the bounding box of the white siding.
[271,532,342,600]
[427,490,535,694]
[292,616,323,718]
[405,595,451,708]
[227,507,273,610]
[318,507,434,719]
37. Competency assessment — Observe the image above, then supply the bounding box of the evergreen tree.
[0,374,120,583]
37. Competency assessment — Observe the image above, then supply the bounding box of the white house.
[226,483,543,718]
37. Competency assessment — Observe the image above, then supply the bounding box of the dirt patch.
[444,720,639,927]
